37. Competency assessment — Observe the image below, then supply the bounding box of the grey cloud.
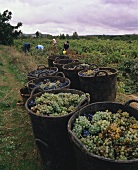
[102,0,137,5]
[75,1,138,32]
[1,0,137,35]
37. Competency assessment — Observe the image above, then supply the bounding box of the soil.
[116,93,138,109]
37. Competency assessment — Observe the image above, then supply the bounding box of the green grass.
[0,46,42,170]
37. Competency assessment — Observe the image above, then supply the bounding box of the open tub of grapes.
[53,58,79,72]
[62,63,98,90]
[68,100,138,170]
[27,64,58,81]
[48,55,70,67]
[78,67,118,103]
[25,87,90,170]
[27,72,71,93]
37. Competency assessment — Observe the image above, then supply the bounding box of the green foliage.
[14,38,138,93]
[118,58,138,93]
[0,10,22,45]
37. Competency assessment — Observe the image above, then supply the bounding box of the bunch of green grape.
[80,69,112,77]
[31,92,89,116]
[72,110,138,160]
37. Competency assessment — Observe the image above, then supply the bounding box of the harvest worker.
[36,45,44,50]
[63,41,69,51]
[23,42,30,53]
[52,39,57,46]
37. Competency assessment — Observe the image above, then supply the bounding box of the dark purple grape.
[28,99,36,108]
[82,129,90,137]
[44,86,49,90]
[37,82,43,85]
[51,86,56,89]
[58,83,62,87]
[83,113,93,121]
[63,81,69,86]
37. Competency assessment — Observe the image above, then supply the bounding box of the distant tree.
[72,31,79,39]
[59,33,65,39]
[65,34,70,39]
[0,9,22,45]
[35,31,40,38]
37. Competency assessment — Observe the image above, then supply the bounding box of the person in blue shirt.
[36,45,44,50]
[23,42,30,53]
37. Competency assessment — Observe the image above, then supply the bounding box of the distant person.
[23,42,30,53]
[52,39,57,46]
[36,45,44,50]
[63,41,69,51]
[63,41,69,54]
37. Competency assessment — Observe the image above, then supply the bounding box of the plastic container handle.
[37,64,46,70]
[94,70,108,77]
[38,71,49,78]
[30,86,45,98]
[124,100,138,106]
[75,64,85,70]
[55,72,65,78]
[77,97,89,110]
[89,64,99,70]
[27,82,37,93]
[55,57,60,62]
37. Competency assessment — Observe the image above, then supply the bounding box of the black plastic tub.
[27,64,58,81]
[68,100,138,170]
[53,58,79,72]
[27,72,71,93]
[63,63,98,90]
[25,87,89,170]
[78,67,118,103]
[48,55,70,67]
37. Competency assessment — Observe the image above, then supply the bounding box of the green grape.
[72,109,138,160]
[31,92,89,116]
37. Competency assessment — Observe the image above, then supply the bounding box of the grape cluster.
[31,92,89,116]
[28,69,56,78]
[72,110,138,160]
[75,63,90,70]
[79,69,112,77]
[65,63,91,70]
[30,79,69,91]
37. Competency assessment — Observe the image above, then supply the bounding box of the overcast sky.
[0,0,138,35]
